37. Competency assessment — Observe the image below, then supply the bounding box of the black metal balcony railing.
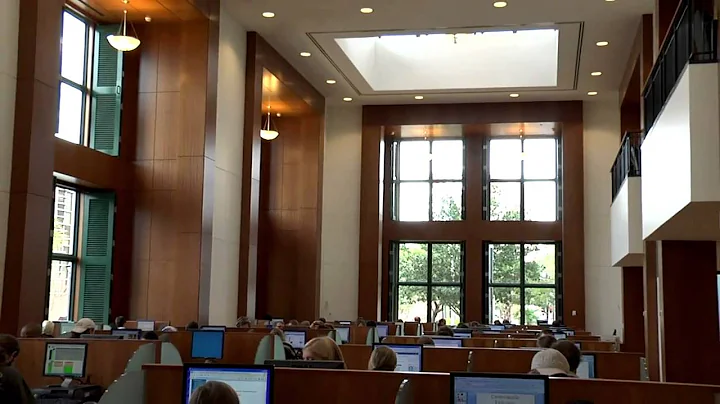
[643,0,718,133]
[611,131,643,202]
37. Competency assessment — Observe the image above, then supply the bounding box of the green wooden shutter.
[90,25,123,156]
[78,193,115,325]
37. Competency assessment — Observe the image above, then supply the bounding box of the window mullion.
[428,141,433,221]
[427,242,432,322]
[520,242,526,325]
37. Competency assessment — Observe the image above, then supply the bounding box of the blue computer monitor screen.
[433,338,463,348]
[44,343,87,378]
[379,344,422,372]
[185,366,271,404]
[454,329,472,338]
[376,324,389,338]
[191,331,225,359]
[336,327,350,342]
[284,331,306,349]
[137,320,155,331]
[553,333,566,340]
[201,326,227,332]
[453,375,547,404]
[111,329,141,340]
[489,325,505,331]
[576,355,596,379]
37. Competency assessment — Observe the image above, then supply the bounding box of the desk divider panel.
[124,343,157,372]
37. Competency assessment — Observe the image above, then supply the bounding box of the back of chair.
[394,379,412,404]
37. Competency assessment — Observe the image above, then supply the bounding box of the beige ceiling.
[226,0,654,106]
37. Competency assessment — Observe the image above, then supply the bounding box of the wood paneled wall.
[622,266,645,353]
[359,102,585,327]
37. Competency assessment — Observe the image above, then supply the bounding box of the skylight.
[335,29,559,92]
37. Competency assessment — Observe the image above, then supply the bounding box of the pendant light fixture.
[260,106,279,141]
[108,0,141,52]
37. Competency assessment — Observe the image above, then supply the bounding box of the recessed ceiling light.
[414,95,424,100]
[605,0,615,2]
[360,7,374,13]
[262,11,275,18]
[588,91,598,96]
[493,1,508,7]
[509,93,520,98]
[300,52,311,57]
[326,79,337,84]
[591,71,603,76]
[596,41,609,47]
[343,97,353,102]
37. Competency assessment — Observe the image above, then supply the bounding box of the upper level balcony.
[610,132,643,267]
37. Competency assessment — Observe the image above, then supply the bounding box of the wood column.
[0,0,63,334]
[622,266,645,353]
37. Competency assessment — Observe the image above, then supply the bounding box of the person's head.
[270,328,286,342]
[115,316,126,328]
[356,317,366,327]
[368,346,397,371]
[322,323,335,330]
[20,323,42,338]
[493,320,501,325]
[530,348,570,376]
[186,321,200,330]
[437,325,454,337]
[41,320,55,337]
[537,335,557,349]
[300,321,311,327]
[162,325,178,333]
[287,319,299,326]
[142,331,159,340]
[318,318,327,323]
[552,340,582,373]
[71,318,96,336]
[235,317,251,328]
[274,321,284,330]
[456,323,469,329]
[551,320,562,327]
[437,318,447,327]
[502,319,510,325]
[541,328,553,336]
[303,337,345,365]
[366,320,377,328]
[469,321,480,327]
[413,316,421,323]
[417,336,435,346]
[189,381,240,404]
[0,334,20,366]
[310,321,323,330]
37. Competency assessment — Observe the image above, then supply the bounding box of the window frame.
[49,182,82,321]
[484,134,562,221]
[483,241,563,325]
[389,241,466,322]
[391,137,467,222]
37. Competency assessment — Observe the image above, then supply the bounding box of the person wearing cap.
[552,340,582,376]
[529,348,570,377]
[69,318,96,338]
[41,321,55,338]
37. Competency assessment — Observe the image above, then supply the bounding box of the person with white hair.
[41,321,55,338]
[529,348,571,377]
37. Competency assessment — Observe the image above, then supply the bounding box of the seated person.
[529,348,570,377]
[437,325,454,337]
[274,321,284,331]
[69,318,95,338]
[0,334,35,403]
[19,323,41,338]
[190,381,239,404]
[114,316,126,329]
[368,346,397,371]
[161,325,177,333]
[310,321,323,330]
[552,340,581,376]
[287,319,299,326]
[456,323,469,329]
[540,328,553,336]
[142,331,159,340]
[270,328,297,360]
[41,321,54,338]
[300,320,311,327]
[413,316,421,323]
[437,318,447,327]
[537,335,557,349]
[318,318,327,323]
[302,337,346,368]
[356,317,366,327]
[321,323,335,330]
[186,321,200,330]
[235,317,251,328]
[469,321,480,327]
[493,320,502,325]
[502,319,511,325]
[551,320,562,327]
[366,320,377,327]
[417,336,435,346]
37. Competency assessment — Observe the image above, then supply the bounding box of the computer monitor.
[565,330,575,336]
[111,329,142,340]
[183,364,272,404]
[264,360,345,369]
[191,330,225,360]
[374,344,423,372]
[576,354,596,379]
[338,321,352,325]
[432,337,463,348]
[284,330,306,349]
[553,332,566,340]
[451,373,549,404]
[376,324,389,339]
[574,342,582,350]
[201,326,227,332]
[336,326,350,343]
[44,343,88,378]
[453,329,472,338]
[137,320,155,332]
[80,334,122,340]
[489,325,505,332]
[59,322,75,334]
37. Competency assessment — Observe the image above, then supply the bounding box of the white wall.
[320,106,362,321]
[583,95,623,339]
[209,4,246,326]
[610,177,644,267]
[0,0,19,312]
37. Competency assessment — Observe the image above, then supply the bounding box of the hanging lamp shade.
[108,9,141,52]
[260,110,279,140]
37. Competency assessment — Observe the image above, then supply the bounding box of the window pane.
[61,11,87,84]
[432,182,462,221]
[525,244,556,284]
[399,243,428,282]
[432,140,463,180]
[48,260,73,321]
[431,286,461,324]
[489,139,521,179]
[399,141,430,180]
[398,285,427,322]
[53,187,77,254]
[490,287,521,324]
[524,138,557,180]
[524,181,557,221]
[431,243,461,283]
[490,182,520,221]
[57,83,84,144]
[524,288,556,325]
[489,244,521,284]
[398,182,429,221]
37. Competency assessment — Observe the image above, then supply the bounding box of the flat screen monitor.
[503,324,514,329]
[201,326,227,332]
[191,330,225,360]
[565,330,575,336]
[576,354,596,379]
[336,326,350,343]
[553,332,566,340]
[264,360,345,369]
[59,322,75,334]
[454,329,472,339]
[284,330,306,349]
[137,320,155,331]
[80,334,122,340]
[374,343,422,372]
[271,318,284,325]
[489,325,505,332]
[44,343,88,378]
[376,324,389,339]
[451,373,549,404]
[111,329,142,340]
[432,337,463,348]
[338,321,352,325]
[183,364,272,404]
